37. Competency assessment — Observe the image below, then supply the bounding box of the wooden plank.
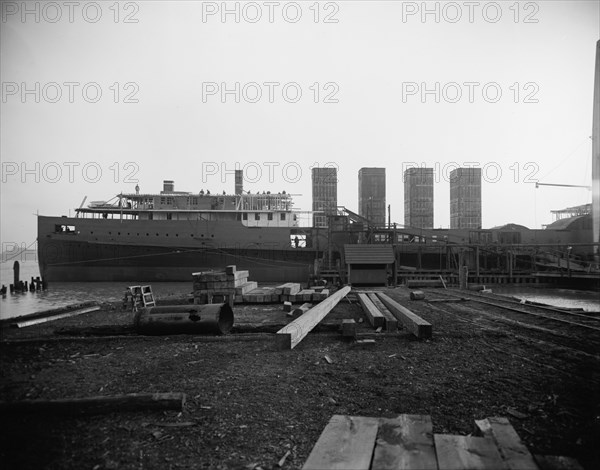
[474,417,539,470]
[377,293,432,339]
[357,293,385,328]
[534,455,584,470]
[302,414,379,470]
[283,283,301,295]
[10,306,101,328]
[434,434,508,470]
[277,286,351,349]
[372,414,438,470]
[367,293,398,332]
[0,392,186,415]
[234,281,258,295]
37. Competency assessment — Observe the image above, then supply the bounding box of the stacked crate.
[192,265,254,307]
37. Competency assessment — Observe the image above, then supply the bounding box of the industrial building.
[311,167,338,227]
[450,168,482,229]
[358,167,386,225]
[404,167,434,229]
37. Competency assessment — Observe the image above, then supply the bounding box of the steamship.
[37,180,329,282]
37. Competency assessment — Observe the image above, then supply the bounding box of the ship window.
[90,231,94,234]
[280,213,286,221]
[175,234,179,237]
[156,233,159,236]
[118,232,121,236]
[255,213,260,221]
[268,213,273,221]
[108,232,112,235]
[160,197,166,204]
[149,213,153,220]
[146,233,149,236]
[167,213,172,220]
[242,213,248,220]
[166,197,173,204]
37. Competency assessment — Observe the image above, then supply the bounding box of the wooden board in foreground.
[0,392,186,415]
[357,293,385,328]
[276,286,351,349]
[475,417,539,470]
[302,415,379,470]
[377,293,432,339]
[372,414,438,470]
[434,434,508,470]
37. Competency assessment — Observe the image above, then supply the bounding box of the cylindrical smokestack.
[163,180,174,193]
[235,170,243,195]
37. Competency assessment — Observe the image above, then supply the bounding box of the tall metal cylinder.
[134,304,234,335]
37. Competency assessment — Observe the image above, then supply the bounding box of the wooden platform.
[303,414,583,470]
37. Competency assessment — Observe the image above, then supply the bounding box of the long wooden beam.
[0,392,186,415]
[277,286,351,349]
[357,293,385,328]
[377,293,432,339]
[367,292,398,332]
[9,306,101,328]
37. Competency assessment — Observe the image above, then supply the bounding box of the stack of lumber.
[240,284,330,304]
[357,290,432,338]
[275,283,301,297]
[192,265,251,307]
[242,287,278,303]
[303,414,583,470]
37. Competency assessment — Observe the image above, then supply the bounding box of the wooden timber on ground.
[302,415,379,470]
[9,306,101,328]
[474,417,539,470]
[367,292,398,332]
[304,414,582,470]
[372,414,438,470]
[0,392,186,415]
[376,293,432,339]
[357,293,385,328]
[434,434,508,470]
[276,286,351,349]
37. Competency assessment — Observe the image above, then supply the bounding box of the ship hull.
[37,216,324,282]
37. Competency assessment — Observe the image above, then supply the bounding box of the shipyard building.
[450,167,482,229]
[404,167,434,229]
[358,167,386,225]
[312,167,338,227]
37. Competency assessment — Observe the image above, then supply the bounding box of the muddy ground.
[0,287,599,470]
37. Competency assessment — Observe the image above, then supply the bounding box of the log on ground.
[276,286,351,349]
[377,293,432,339]
[0,392,186,416]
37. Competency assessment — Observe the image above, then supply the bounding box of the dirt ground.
[0,287,599,470]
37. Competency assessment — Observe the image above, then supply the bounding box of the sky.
[1,0,599,252]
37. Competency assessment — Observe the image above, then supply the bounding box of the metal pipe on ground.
[134,304,234,335]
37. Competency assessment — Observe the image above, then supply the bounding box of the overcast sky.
[1,0,599,250]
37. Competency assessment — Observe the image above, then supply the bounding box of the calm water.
[2,261,599,320]
[491,285,600,312]
[0,261,192,320]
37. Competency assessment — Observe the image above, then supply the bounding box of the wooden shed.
[344,244,396,286]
